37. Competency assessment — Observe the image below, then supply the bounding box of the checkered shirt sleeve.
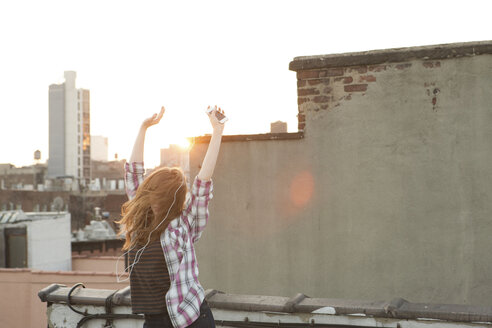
[124,162,145,200]
[183,177,213,242]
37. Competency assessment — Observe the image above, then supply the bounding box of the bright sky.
[0,0,490,168]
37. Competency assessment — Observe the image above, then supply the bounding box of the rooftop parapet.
[289,40,492,71]
[39,284,492,327]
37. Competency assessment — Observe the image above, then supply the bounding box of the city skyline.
[0,1,490,168]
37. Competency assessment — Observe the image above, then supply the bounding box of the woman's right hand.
[206,105,226,131]
[141,106,165,129]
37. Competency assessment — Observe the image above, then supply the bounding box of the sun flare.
[174,137,192,150]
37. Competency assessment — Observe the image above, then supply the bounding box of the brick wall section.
[293,61,447,131]
[294,65,383,130]
[289,41,492,132]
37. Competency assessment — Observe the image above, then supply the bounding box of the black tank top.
[129,239,171,314]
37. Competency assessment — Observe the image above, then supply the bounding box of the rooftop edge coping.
[190,132,304,144]
[38,284,492,324]
[289,40,492,71]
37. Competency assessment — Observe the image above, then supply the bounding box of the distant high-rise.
[48,71,91,185]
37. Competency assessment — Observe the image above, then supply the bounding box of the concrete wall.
[190,42,492,306]
[72,255,125,272]
[0,267,128,328]
[191,136,313,296]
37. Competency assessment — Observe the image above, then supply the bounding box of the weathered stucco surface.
[190,42,492,305]
[0,268,128,328]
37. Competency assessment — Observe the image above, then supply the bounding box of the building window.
[78,147,80,155]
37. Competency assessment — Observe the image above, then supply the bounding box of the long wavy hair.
[117,167,187,251]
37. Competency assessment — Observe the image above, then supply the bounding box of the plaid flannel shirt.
[125,162,213,328]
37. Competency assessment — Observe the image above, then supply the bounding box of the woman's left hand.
[142,106,165,129]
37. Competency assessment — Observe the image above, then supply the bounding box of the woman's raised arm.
[197,106,226,181]
[129,106,165,163]
[125,107,165,199]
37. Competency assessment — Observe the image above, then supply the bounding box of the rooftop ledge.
[192,132,304,144]
[39,284,492,326]
[289,40,492,71]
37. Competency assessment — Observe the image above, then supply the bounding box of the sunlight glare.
[174,137,192,150]
[289,170,314,208]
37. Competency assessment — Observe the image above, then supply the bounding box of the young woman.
[118,105,225,328]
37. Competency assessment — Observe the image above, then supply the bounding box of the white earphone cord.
[116,179,184,283]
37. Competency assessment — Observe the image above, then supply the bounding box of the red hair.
[117,167,187,250]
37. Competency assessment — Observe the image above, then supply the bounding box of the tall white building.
[90,135,108,162]
[48,71,91,185]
